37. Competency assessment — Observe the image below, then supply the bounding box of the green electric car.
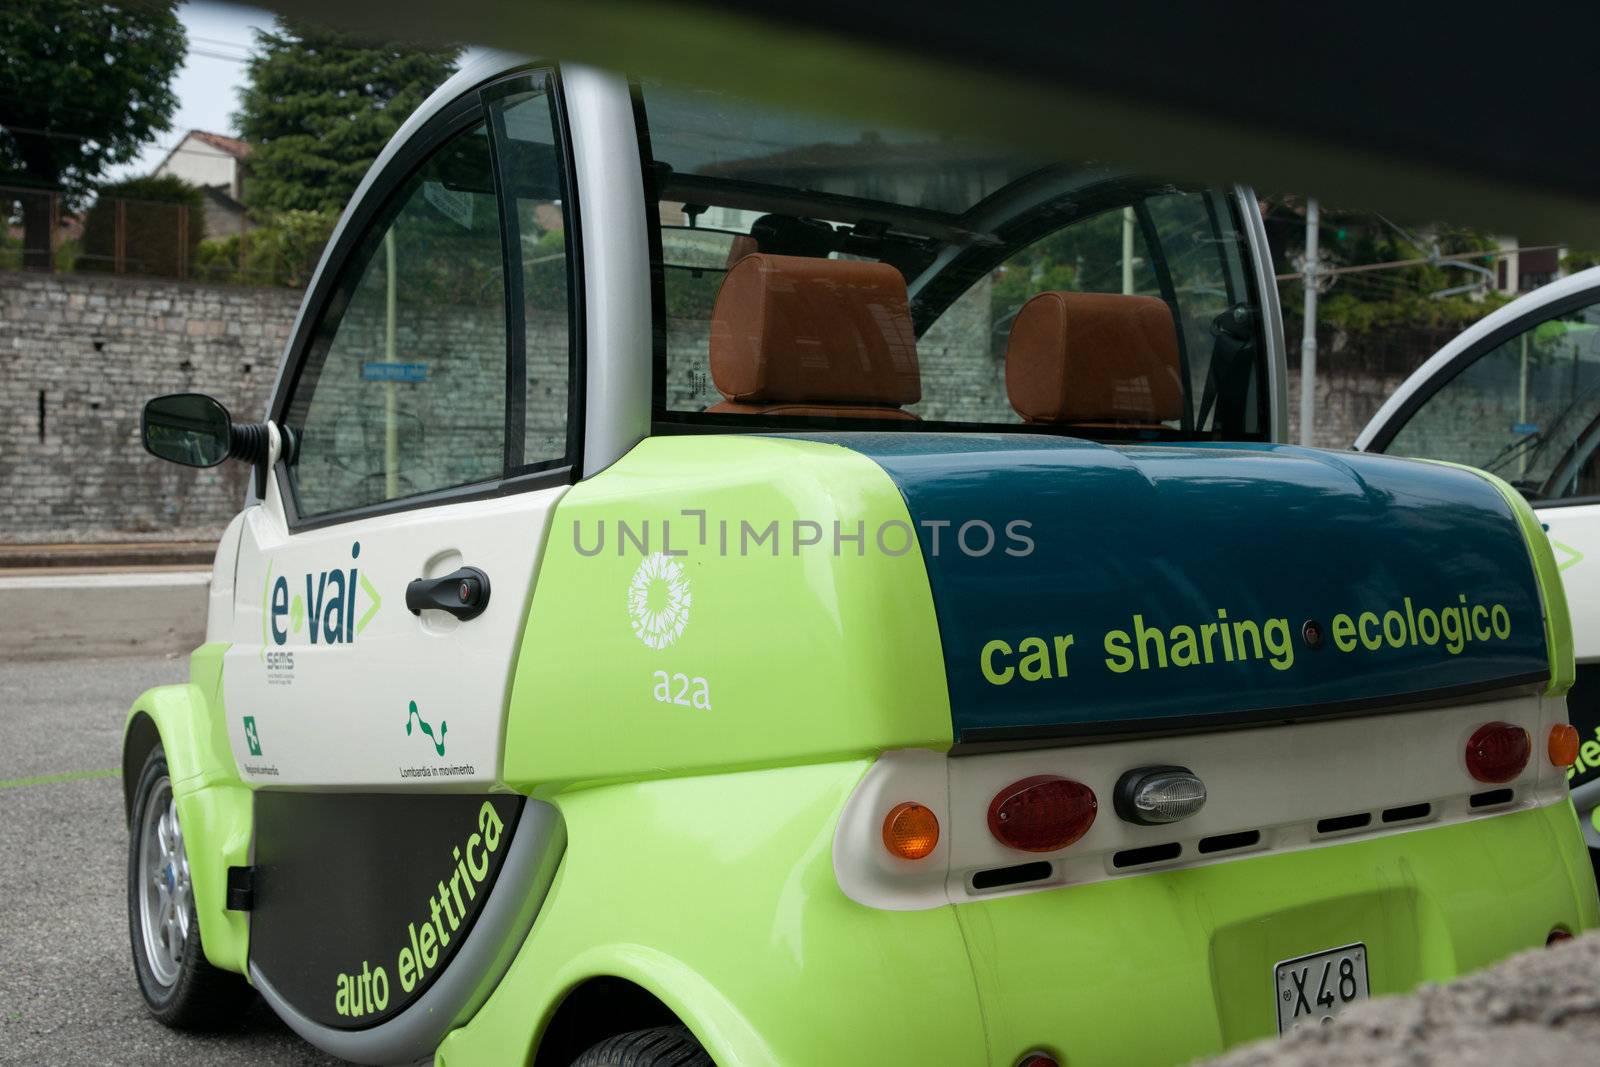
[125,52,1597,1067]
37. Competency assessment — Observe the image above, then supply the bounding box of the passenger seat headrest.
[710,253,921,408]
[1005,291,1183,425]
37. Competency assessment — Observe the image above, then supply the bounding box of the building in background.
[153,130,254,239]
[1493,236,1566,295]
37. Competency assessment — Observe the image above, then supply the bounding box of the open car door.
[1357,267,1600,869]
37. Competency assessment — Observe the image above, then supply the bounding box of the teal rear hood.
[819,434,1551,744]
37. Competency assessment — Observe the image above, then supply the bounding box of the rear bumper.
[956,799,1599,1066]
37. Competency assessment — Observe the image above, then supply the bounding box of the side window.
[487,81,576,470]
[914,206,1159,423]
[917,189,1259,432]
[1386,300,1600,502]
[283,120,508,519]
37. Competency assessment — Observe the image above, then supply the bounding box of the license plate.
[1273,943,1369,1032]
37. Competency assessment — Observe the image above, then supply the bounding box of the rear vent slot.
[971,861,1053,891]
[1112,842,1182,868]
[1198,829,1261,855]
[1381,802,1432,824]
[1470,788,1515,809]
[1316,812,1372,835]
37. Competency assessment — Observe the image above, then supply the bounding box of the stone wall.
[0,270,296,543]
[4,269,1476,543]
[1281,319,1521,454]
[1285,366,1412,451]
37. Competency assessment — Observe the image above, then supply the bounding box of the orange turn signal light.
[882,802,940,860]
[1550,723,1581,767]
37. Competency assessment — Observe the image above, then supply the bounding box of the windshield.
[637,80,1269,441]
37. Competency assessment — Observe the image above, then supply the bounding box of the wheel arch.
[531,976,683,1067]
[122,710,161,826]
[441,936,774,1067]
[520,947,770,1067]
[121,646,253,976]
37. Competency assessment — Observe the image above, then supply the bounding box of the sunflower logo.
[627,553,692,649]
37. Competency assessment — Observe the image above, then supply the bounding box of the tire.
[571,1026,714,1067]
[127,743,252,1028]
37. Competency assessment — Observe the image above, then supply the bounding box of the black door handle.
[406,566,491,621]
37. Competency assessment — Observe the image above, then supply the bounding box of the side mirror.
[141,393,235,468]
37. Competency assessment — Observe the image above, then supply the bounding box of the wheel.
[127,743,251,1027]
[571,1025,713,1066]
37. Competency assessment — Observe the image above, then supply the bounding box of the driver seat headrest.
[1005,291,1183,426]
[707,253,922,420]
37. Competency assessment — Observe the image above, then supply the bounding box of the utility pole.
[1298,198,1320,447]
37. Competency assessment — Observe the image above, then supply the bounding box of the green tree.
[0,0,185,271]
[235,19,460,215]
[1272,206,1508,334]
[195,208,339,287]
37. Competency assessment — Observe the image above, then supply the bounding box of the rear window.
[637,80,1268,441]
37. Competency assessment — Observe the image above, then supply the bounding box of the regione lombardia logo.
[628,553,692,649]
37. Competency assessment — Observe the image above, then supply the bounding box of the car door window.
[1385,300,1600,502]
[282,120,508,519]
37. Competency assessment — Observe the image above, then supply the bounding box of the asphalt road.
[0,654,338,1065]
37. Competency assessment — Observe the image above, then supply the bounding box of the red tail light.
[1465,722,1531,784]
[988,775,1097,852]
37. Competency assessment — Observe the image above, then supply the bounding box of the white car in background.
[1358,266,1600,874]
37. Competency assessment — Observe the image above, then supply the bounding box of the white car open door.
[1357,268,1600,862]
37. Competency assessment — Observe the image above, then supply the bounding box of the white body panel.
[1541,503,1600,662]
[204,510,246,644]
[222,476,565,789]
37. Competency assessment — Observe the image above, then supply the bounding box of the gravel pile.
[1204,932,1600,1066]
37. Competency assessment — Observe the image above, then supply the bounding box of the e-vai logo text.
[265,541,383,648]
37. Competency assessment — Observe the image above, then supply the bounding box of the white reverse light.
[1113,766,1207,825]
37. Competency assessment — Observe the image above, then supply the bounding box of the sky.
[113,1,485,183]
[111,1,275,181]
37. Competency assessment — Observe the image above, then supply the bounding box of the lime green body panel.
[124,642,252,976]
[1431,461,1576,695]
[437,761,988,1067]
[441,787,1595,1067]
[502,436,953,791]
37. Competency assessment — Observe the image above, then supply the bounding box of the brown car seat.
[1004,290,1183,429]
[706,253,922,420]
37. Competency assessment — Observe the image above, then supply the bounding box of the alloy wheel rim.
[137,777,190,987]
